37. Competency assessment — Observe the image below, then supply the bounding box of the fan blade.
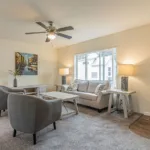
[36,22,47,29]
[57,26,74,32]
[25,32,46,34]
[57,33,72,39]
[45,37,50,42]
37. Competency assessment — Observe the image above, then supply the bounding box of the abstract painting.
[15,52,38,75]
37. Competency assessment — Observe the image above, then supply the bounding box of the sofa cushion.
[95,81,110,95]
[67,91,97,101]
[77,80,89,92]
[87,81,101,93]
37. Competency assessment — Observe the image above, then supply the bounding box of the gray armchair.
[0,86,24,116]
[0,86,24,94]
[8,93,62,145]
[0,88,9,116]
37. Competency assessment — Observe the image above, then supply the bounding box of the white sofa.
[62,80,110,112]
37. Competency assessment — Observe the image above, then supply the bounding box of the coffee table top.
[40,91,79,100]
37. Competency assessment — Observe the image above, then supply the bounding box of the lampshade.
[118,64,134,76]
[59,68,69,76]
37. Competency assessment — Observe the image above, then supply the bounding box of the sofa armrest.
[97,90,110,102]
[101,90,110,95]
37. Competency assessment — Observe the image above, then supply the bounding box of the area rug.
[129,115,150,139]
[0,104,150,150]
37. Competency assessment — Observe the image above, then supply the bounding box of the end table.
[106,89,136,118]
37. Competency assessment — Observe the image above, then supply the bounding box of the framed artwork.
[15,52,38,75]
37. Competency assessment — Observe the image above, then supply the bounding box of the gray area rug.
[0,103,150,150]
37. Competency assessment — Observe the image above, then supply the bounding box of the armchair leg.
[53,122,56,130]
[33,133,36,145]
[13,129,17,137]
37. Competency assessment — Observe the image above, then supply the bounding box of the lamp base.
[121,76,128,91]
[62,76,66,85]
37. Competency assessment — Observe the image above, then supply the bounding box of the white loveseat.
[62,80,110,112]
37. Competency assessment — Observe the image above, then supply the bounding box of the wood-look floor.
[129,115,150,139]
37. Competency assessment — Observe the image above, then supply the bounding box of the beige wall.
[0,39,57,90]
[57,24,150,113]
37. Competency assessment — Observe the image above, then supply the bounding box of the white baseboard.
[143,112,150,116]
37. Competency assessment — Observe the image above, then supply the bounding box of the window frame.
[74,48,117,86]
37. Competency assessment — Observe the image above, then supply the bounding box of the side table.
[106,89,136,118]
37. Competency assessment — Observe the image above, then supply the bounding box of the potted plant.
[8,69,21,87]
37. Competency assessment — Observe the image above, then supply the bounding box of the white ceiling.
[1,0,150,48]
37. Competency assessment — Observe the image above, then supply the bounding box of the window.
[74,48,117,87]
[91,72,98,79]
[108,67,111,76]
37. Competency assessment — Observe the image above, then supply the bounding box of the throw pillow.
[67,79,79,91]
[95,81,110,95]
[95,84,105,95]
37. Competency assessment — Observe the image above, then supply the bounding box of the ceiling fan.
[25,21,74,42]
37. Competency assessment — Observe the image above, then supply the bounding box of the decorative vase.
[13,77,17,87]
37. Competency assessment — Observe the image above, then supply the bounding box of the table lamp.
[118,64,134,91]
[59,68,69,84]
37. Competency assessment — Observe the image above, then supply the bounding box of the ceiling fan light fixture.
[48,32,56,40]
[25,21,74,42]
